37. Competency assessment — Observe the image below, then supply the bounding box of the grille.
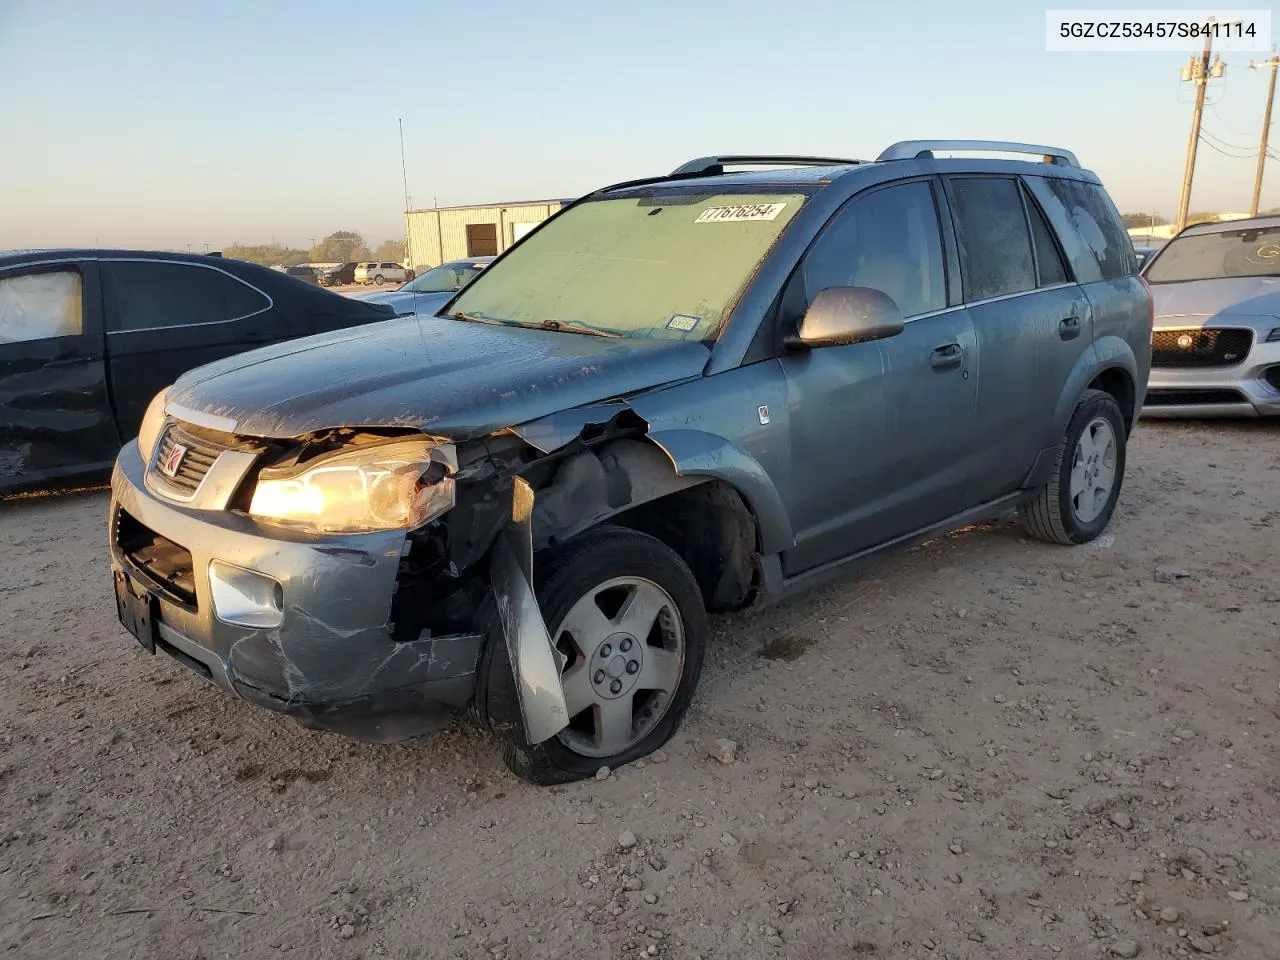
[1145,388,1248,406]
[151,423,228,494]
[115,508,197,607]
[1151,328,1253,368]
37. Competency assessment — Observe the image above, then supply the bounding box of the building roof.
[406,199,573,215]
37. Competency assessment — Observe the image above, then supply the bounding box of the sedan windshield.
[403,261,486,293]
[446,190,807,340]
[1145,225,1280,283]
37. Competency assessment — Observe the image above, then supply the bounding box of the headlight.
[137,388,170,464]
[1266,327,1280,343]
[248,440,455,534]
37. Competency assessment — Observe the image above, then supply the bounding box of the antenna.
[398,118,411,212]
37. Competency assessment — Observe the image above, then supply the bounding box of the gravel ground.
[1,419,1278,960]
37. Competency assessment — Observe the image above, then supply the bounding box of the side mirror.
[786,286,906,349]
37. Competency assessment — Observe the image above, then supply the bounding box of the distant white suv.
[354,261,409,286]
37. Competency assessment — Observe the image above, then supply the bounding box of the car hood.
[353,289,454,316]
[166,315,711,440]
[1150,276,1280,329]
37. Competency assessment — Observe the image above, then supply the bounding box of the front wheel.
[477,525,707,784]
[1018,389,1127,545]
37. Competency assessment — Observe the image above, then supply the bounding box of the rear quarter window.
[1044,178,1136,280]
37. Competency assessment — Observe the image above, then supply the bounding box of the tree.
[373,239,405,263]
[224,242,308,267]
[1187,211,1224,225]
[1121,212,1167,229]
[308,230,367,264]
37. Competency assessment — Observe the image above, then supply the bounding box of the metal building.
[404,199,570,272]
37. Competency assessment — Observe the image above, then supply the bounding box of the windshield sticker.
[666,314,700,332]
[695,203,788,223]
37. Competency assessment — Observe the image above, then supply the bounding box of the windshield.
[1145,226,1280,283]
[446,190,807,340]
[403,261,487,293]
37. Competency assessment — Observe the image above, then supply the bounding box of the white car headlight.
[248,440,455,535]
[137,387,170,464]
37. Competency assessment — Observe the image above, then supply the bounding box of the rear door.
[102,258,301,438]
[942,175,1092,505]
[0,258,120,488]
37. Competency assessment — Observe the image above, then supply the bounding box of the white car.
[354,261,409,286]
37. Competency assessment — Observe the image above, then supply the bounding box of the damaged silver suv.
[109,141,1152,784]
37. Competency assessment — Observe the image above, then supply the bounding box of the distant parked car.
[0,249,396,492]
[354,257,494,315]
[320,262,358,286]
[354,261,409,286]
[284,265,321,285]
[1134,246,1159,270]
[1142,215,1280,417]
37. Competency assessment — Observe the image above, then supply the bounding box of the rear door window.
[0,270,83,343]
[946,177,1037,301]
[1023,185,1071,286]
[800,180,947,318]
[105,261,269,331]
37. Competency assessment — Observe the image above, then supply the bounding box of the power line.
[1200,125,1254,154]
[1198,135,1254,160]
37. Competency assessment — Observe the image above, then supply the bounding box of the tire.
[374,274,385,286]
[476,525,707,785]
[1018,388,1127,545]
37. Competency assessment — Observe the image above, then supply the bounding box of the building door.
[465,223,498,257]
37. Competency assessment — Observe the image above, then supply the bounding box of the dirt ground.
[1,420,1278,960]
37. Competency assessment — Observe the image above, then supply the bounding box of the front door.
[0,259,120,489]
[779,179,980,576]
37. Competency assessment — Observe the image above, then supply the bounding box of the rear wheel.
[477,525,707,784]
[1018,389,1126,544]
[374,274,385,285]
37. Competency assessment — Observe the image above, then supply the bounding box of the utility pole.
[1175,25,1226,232]
[1249,50,1279,217]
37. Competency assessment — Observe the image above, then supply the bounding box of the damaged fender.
[488,475,570,744]
[642,428,793,555]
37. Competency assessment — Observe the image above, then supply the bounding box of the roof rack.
[670,155,863,177]
[876,140,1079,167]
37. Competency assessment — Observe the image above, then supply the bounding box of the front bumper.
[108,440,484,742]
[1142,336,1280,418]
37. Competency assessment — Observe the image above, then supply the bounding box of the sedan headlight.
[248,440,455,534]
[1266,327,1280,343]
[137,387,170,464]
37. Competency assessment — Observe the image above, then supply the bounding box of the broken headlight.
[137,387,170,465]
[248,440,455,534]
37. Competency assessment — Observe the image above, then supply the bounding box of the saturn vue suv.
[108,140,1152,784]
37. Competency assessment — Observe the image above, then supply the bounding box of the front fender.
[644,428,793,555]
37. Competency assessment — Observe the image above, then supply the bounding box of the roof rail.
[876,140,1079,167]
[670,155,863,176]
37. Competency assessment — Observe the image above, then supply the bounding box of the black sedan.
[0,249,396,493]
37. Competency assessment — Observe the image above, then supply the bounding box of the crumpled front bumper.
[108,439,484,742]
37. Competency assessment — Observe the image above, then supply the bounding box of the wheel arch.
[1055,336,1141,437]
[527,435,768,613]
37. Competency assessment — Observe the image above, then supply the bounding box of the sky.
[1,0,1277,251]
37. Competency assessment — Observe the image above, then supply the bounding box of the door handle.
[1058,316,1082,341]
[930,342,963,370]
